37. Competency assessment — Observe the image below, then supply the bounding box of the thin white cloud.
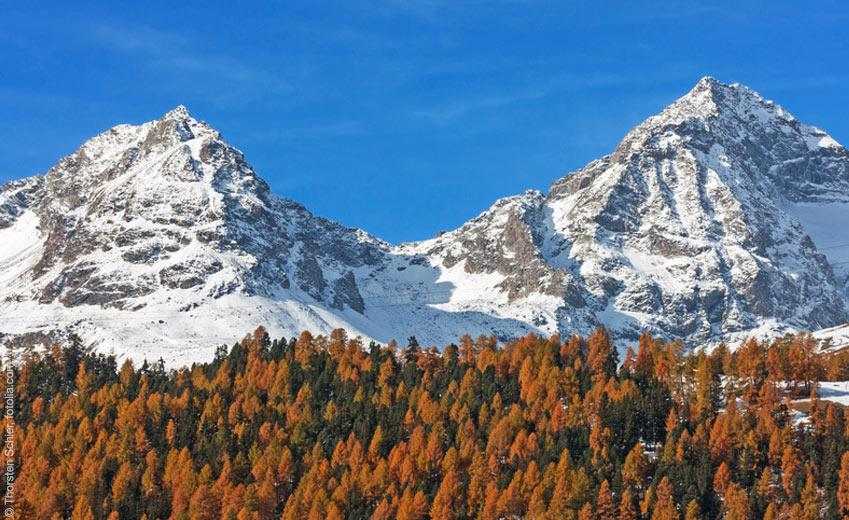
[410,87,552,122]
[87,23,285,87]
[404,67,700,124]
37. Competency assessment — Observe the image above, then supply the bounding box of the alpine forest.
[5,326,849,520]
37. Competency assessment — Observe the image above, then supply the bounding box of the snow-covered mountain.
[2,77,849,364]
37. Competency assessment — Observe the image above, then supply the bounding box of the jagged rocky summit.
[2,78,849,365]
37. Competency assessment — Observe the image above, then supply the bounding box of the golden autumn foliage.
[3,327,849,519]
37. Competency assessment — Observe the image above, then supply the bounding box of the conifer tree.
[839,451,849,517]
[652,477,679,520]
[595,479,617,520]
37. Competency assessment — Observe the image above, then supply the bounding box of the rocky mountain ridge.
[2,78,848,364]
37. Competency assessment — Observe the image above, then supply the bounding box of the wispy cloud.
[404,67,700,124]
[87,22,286,89]
[409,87,552,123]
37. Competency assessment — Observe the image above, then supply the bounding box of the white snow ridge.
[2,77,849,366]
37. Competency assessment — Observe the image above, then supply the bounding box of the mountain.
[2,78,849,364]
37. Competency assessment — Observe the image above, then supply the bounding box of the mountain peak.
[162,104,195,123]
[693,75,722,88]
[625,76,799,140]
[142,105,211,149]
[674,76,753,115]
[688,75,744,97]
[690,76,747,104]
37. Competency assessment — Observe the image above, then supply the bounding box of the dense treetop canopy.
[4,327,849,519]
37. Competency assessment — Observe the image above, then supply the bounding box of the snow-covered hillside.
[2,78,849,365]
[815,323,849,352]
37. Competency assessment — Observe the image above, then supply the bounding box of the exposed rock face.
[423,192,571,301]
[2,78,849,364]
[0,176,43,229]
[6,107,385,312]
[534,77,849,343]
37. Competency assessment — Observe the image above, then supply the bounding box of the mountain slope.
[0,107,394,362]
[2,78,849,364]
[384,77,849,346]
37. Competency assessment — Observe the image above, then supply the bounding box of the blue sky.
[2,1,848,242]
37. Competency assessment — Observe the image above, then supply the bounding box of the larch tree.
[595,479,617,520]
[651,477,679,520]
[839,450,849,517]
